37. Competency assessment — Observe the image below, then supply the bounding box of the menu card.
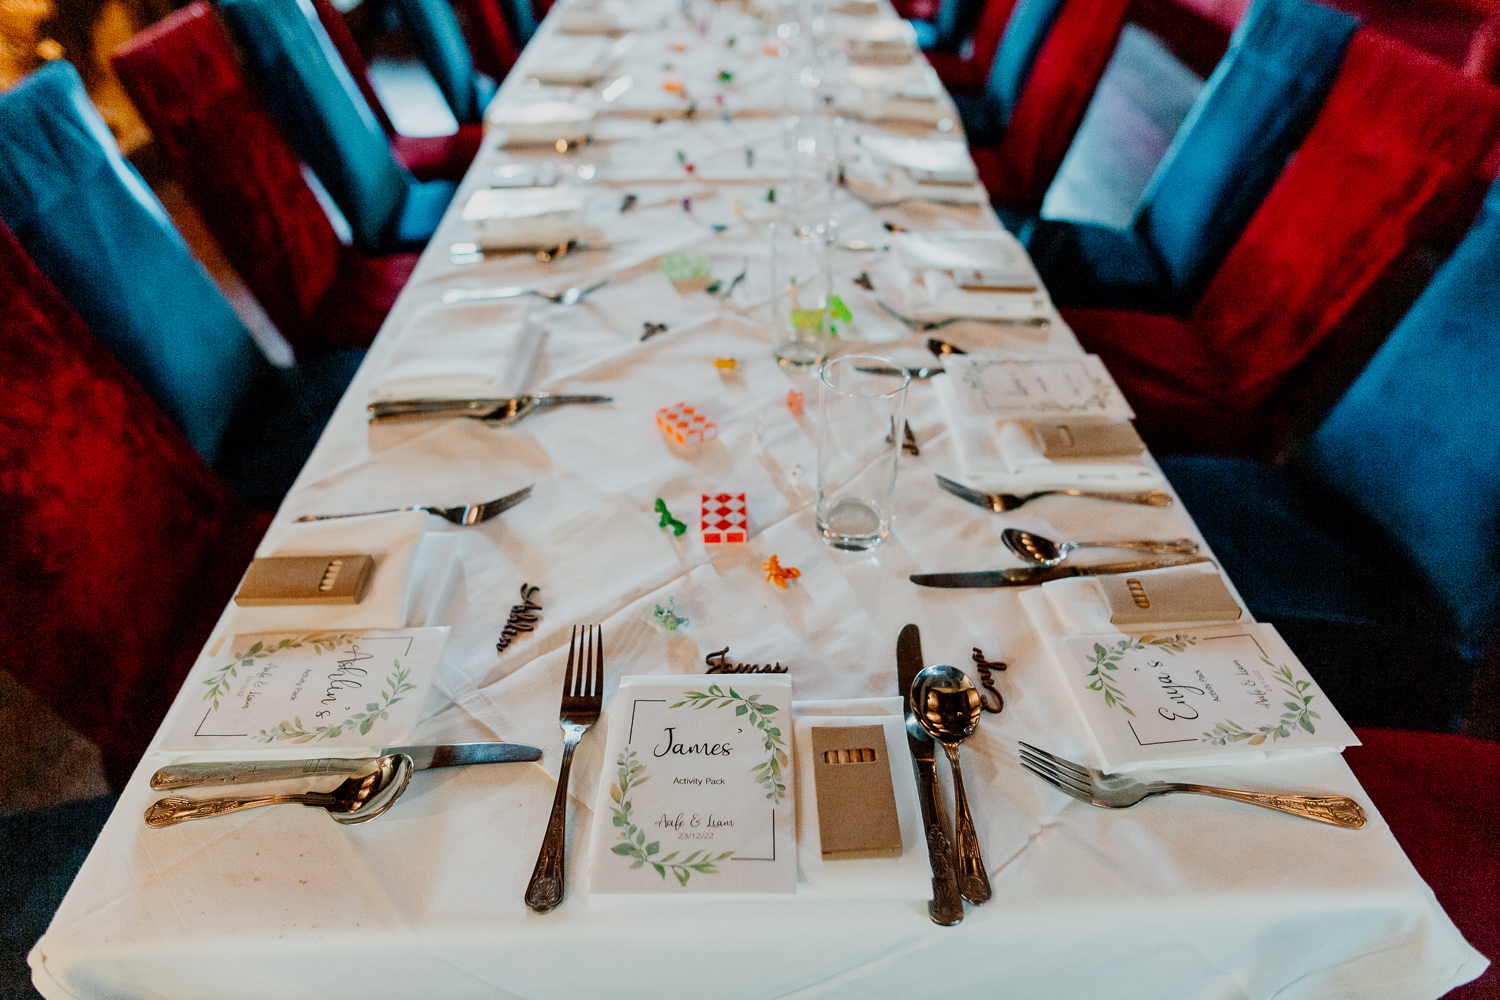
[1051,623,1357,771]
[589,677,796,895]
[159,628,448,754]
[946,355,1135,422]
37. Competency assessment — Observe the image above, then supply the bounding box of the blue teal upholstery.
[393,0,496,125]
[952,0,1067,143]
[0,62,261,465]
[909,0,986,52]
[219,0,455,253]
[499,0,536,47]
[1161,173,1500,729]
[1022,0,1357,313]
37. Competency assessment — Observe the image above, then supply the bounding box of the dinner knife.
[910,554,1212,588]
[367,394,613,423]
[149,742,544,790]
[897,623,964,926]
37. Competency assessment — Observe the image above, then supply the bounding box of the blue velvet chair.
[951,0,1069,145]
[393,0,497,126]
[219,0,456,254]
[909,0,987,52]
[1161,173,1500,731]
[0,61,362,509]
[1018,0,1358,314]
[497,0,536,48]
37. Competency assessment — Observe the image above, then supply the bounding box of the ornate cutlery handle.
[914,756,964,925]
[1075,538,1198,553]
[1162,785,1367,828]
[151,759,366,789]
[525,730,582,912]
[144,791,330,828]
[942,743,991,904]
[1054,490,1173,507]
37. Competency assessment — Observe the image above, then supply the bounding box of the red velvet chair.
[447,0,522,83]
[113,3,419,358]
[1063,28,1500,458]
[927,0,1021,94]
[309,0,487,182]
[966,0,1133,212]
[1345,729,1499,1000]
[0,219,264,788]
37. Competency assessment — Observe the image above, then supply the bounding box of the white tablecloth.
[30,0,1487,996]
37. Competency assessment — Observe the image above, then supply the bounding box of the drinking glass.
[769,221,836,368]
[782,113,840,241]
[815,354,910,550]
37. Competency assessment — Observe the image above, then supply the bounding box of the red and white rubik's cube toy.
[656,402,718,448]
[701,493,748,544]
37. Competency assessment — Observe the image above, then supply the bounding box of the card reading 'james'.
[589,676,796,895]
[159,628,448,753]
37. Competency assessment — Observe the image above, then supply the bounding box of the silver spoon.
[144,754,414,828]
[1002,528,1199,567]
[911,664,990,905]
[441,278,608,305]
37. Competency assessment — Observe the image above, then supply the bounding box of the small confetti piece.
[712,357,738,370]
[676,149,687,163]
[620,193,638,213]
[786,390,804,416]
[763,555,801,589]
[710,222,728,233]
[683,196,694,210]
[652,597,690,631]
[663,72,685,93]
[641,321,668,340]
[701,492,747,543]
[745,148,754,168]
[853,271,873,290]
[719,110,731,123]
[655,498,687,536]
[762,42,779,55]
[656,401,718,448]
[718,69,734,83]
[766,187,776,203]
[685,101,698,119]
[669,40,687,52]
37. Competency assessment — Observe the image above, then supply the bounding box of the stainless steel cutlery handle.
[1055,489,1173,507]
[294,506,416,522]
[1158,784,1367,828]
[144,791,330,828]
[942,743,991,904]
[914,755,965,925]
[526,728,582,912]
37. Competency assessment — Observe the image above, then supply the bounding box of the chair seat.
[393,178,459,250]
[1023,221,1174,310]
[308,251,421,351]
[1344,729,1500,1000]
[216,348,365,509]
[392,127,484,182]
[1160,455,1470,730]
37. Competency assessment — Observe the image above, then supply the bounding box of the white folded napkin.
[1036,562,1234,636]
[791,698,931,901]
[856,135,976,184]
[486,101,595,147]
[523,36,610,85]
[845,169,986,206]
[229,512,433,633]
[932,374,1164,488]
[900,269,1051,322]
[370,304,546,401]
[460,188,586,250]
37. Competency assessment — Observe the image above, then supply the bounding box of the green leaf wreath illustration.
[1202,659,1319,746]
[670,684,788,802]
[609,748,733,885]
[1083,634,1198,717]
[254,661,416,743]
[202,632,356,710]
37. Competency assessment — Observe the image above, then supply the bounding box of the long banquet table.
[30,2,1490,997]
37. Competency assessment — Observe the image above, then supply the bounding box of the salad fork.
[1017,742,1367,828]
[295,485,534,524]
[526,624,605,912]
[936,474,1172,512]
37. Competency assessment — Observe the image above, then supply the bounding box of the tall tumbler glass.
[769,220,835,368]
[782,113,840,241]
[815,354,910,550]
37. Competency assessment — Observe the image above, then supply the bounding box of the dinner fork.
[936,473,1172,512]
[1017,742,1367,828]
[526,624,605,912]
[877,300,1051,331]
[294,485,534,524]
[440,278,609,305]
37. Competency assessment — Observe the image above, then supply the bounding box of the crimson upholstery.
[927,0,1021,94]
[447,0,521,84]
[307,0,486,182]
[1067,28,1500,458]
[0,220,263,787]
[962,0,1132,211]
[1345,730,1499,1000]
[113,3,419,358]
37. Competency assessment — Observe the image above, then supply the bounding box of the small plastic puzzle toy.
[655,498,687,536]
[656,402,718,448]
[785,390,805,417]
[763,555,800,589]
[701,493,747,544]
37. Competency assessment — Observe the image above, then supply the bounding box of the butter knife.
[149,742,543,789]
[897,624,964,926]
[910,554,1211,588]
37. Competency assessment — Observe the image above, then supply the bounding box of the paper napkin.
[459,188,587,250]
[486,101,595,147]
[523,35,610,85]
[370,304,545,402]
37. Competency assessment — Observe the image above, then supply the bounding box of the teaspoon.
[912,665,991,904]
[1002,528,1199,567]
[144,754,415,828]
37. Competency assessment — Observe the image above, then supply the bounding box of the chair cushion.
[217,348,366,509]
[1159,456,1467,729]
[395,178,459,249]
[392,127,485,182]
[0,61,263,465]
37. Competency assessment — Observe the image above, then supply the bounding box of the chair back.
[448,0,521,81]
[113,3,347,359]
[220,0,412,252]
[930,0,989,49]
[498,0,536,48]
[1308,170,1500,658]
[981,0,1069,127]
[392,0,495,124]
[0,218,261,785]
[1133,0,1357,304]
[0,61,262,465]
[308,0,398,135]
